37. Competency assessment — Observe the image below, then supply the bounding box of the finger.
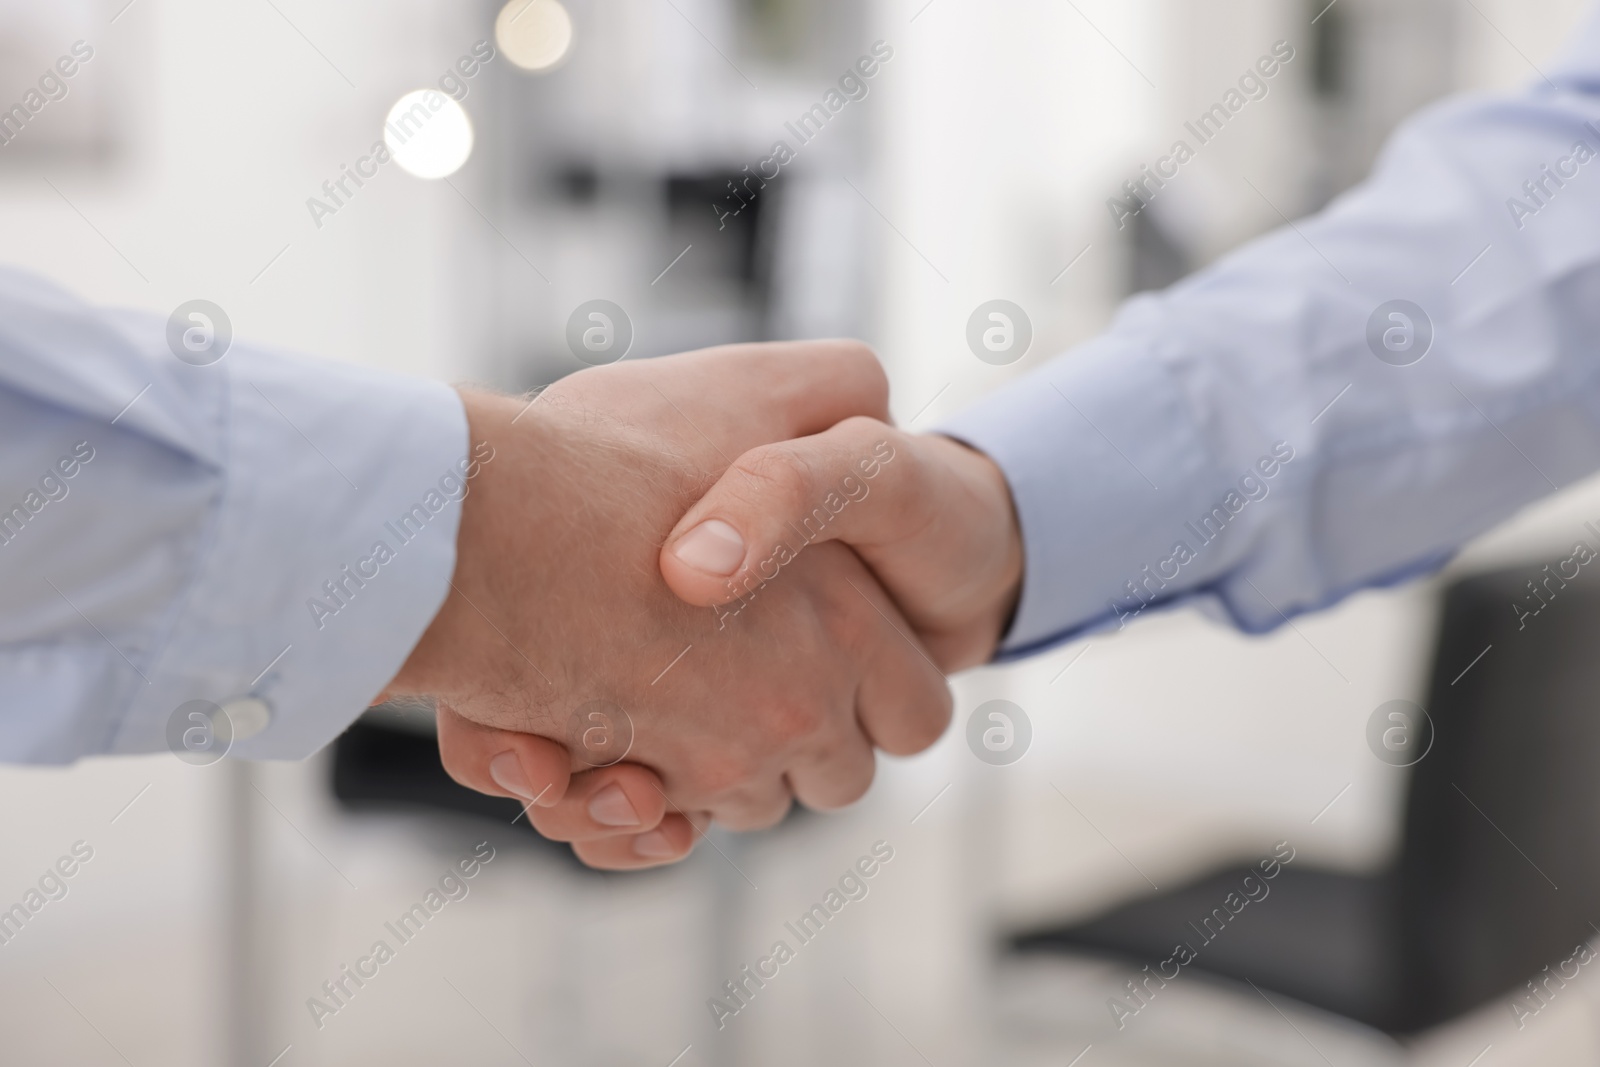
[854,617,955,757]
[570,811,706,870]
[660,417,926,608]
[638,340,892,457]
[707,786,794,833]
[436,703,572,808]
[785,725,878,812]
[525,763,669,842]
[829,555,954,756]
[655,756,795,832]
[685,339,891,440]
[754,339,892,437]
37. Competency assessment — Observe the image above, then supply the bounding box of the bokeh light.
[495,0,574,72]
[383,90,474,179]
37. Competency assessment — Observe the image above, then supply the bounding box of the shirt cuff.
[939,306,1232,660]
[114,343,469,760]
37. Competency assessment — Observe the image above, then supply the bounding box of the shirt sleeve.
[940,5,1600,660]
[0,267,469,762]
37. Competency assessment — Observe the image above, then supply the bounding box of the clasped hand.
[379,341,1022,868]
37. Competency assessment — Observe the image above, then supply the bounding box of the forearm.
[942,8,1600,657]
[0,267,467,761]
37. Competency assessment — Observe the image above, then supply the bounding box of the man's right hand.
[660,418,1025,672]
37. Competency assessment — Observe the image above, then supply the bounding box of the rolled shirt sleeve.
[942,4,1600,659]
[0,267,468,761]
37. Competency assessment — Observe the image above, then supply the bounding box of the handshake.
[378,340,1023,869]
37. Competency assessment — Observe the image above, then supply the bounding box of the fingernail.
[671,519,746,576]
[588,784,641,827]
[633,830,679,859]
[489,751,535,801]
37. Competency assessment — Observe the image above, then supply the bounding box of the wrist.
[964,445,1024,650]
[381,387,527,704]
[919,433,1025,667]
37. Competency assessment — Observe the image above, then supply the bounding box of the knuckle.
[752,796,795,830]
[775,340,887,418]
[824,338,885,376]
[834,346,889,412]
[689,748,764,798]
[833,771,874,809]
[823,762,875,810]
[730,446,813,515]
[835,414,888,439]
[762,699,826,746]
[717,798,791,833]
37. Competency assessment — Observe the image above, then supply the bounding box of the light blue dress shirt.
[0,270,467,762]
[944,4,1600,660]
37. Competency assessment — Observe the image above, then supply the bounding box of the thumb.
[659,417,921,608]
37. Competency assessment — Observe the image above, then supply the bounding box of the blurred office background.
[3,0,1600,1064]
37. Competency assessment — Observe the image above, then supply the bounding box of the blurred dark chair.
[1009,566,1600,1034]
[330,707,581,861]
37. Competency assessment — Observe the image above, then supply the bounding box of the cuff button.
[221,697,272,741]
